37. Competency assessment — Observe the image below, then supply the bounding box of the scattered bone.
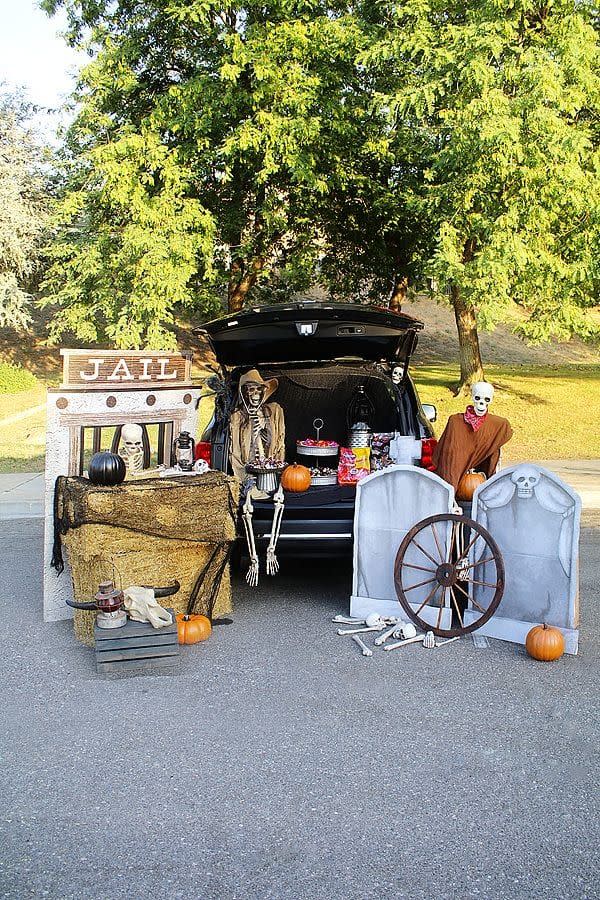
[332,615,364,625]
[423,631,436,649]
[352,635,373,657]
[436,636,460,649]
[337,625,385,636]
[374,624,400,646]
[365,613,386,629]
[396,622,417,640]
[383,634,425,652]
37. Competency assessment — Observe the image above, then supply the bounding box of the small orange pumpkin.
[176,613,212,645]
[281,463,312,492]
[456,469,486,501]
[525,623,565,661]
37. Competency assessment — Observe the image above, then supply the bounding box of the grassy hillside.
[0,297,598,472]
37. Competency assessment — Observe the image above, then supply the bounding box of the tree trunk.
[227,257,264,313]
[389,275,408,312]
[451,284,485,394]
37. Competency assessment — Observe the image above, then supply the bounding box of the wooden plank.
[95,610,177,641]
[94,632,179,651]
[96,644,180,663]
[97,655,180,676]
[61,350,192,389]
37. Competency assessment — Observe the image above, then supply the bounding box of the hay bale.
[65,526,232,646]
[56,473,239,646]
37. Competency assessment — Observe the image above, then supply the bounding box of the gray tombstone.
[351,466,455,625]
[465,464,581,654]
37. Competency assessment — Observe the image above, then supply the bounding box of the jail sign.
[60,349,193,390]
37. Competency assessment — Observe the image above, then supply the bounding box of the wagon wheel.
[394,513,504,638]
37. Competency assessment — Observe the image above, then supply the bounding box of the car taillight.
[195,441,212,465]
[420,438,437,471]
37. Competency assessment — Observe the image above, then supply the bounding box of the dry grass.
[414,363,600,460]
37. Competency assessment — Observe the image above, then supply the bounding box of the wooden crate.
[95,609,179,677]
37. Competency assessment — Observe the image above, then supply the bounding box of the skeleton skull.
[511,464,540,499]
[471,381,494,417]
[120,423,144,474]
[123,586,173,628]
[391,364,405,385]
[243,382,265,409]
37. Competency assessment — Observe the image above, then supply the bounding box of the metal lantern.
[174,431,195,471]
[347,385,374,430]
[65,579,127,629]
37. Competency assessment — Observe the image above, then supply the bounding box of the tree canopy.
[43,0,600,374]
[0,89,50,330]
[363,0,600,384]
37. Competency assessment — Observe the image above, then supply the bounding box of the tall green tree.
[0,89,50,329]
[42,0,371,348]
[364,0,600,389]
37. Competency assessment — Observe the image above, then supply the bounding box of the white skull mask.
[391,364,405,385]
[471,381,494,417]
[511,465,540,499]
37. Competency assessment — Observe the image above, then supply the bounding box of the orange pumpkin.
[456,469,486,501]
[176,613,212,645]
[281,463,312,492]
[525,623,565,661]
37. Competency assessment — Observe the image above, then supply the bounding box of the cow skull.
[123,586,173,628]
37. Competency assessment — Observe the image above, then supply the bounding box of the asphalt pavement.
[0,513,599,899]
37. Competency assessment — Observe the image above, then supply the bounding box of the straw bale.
[59,472,238,543]
[65,526,232,646]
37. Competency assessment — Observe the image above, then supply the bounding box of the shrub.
[0,362,38,393]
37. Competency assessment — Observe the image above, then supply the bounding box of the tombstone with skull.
[431,380,512,490]
[120,423,145,476]
[467,464,581,654]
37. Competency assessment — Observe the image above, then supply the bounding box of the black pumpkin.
[87,451,126,486]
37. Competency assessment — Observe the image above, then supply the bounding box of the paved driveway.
[0,515,599,899]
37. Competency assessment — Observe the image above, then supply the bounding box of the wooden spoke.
[400,561,438,574]
[414,581,442,616]
[465,576,500,589]
[449,588,465,629]
[462,555,497,571]
[455,531,481,565]
[436,587,448,630]
[402,576,438,592]
[430,521,445,563]
[411,539,439,567]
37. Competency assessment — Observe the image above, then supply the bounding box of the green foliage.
[0,362,38,394]
[42,0,373,346]
[363,0,600,344]
[0,89,51,329]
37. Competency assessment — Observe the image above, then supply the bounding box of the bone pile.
[333,612,460,658]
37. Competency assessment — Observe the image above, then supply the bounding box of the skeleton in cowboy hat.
[229,369,286,586]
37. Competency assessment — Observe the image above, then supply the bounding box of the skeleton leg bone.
[242,491,259,587]
[266,485,285,576]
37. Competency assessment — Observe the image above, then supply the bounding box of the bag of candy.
[337,447,371,485]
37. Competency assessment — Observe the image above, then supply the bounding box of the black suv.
[196,301,435,557]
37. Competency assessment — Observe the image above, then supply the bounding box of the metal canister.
[348,422,372,449]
